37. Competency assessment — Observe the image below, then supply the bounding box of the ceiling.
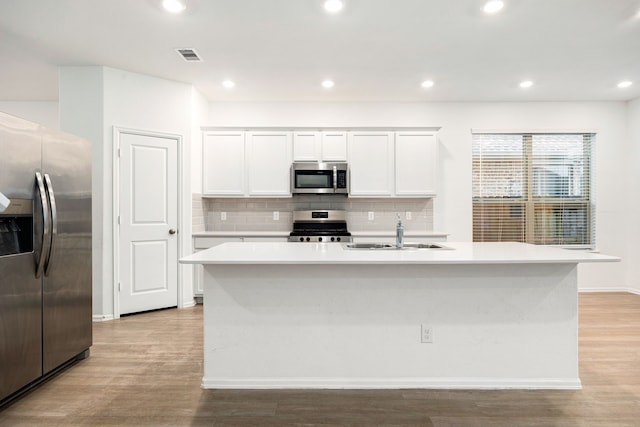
[1,0,639,102]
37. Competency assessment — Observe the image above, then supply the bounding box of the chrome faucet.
[396,214,404,249]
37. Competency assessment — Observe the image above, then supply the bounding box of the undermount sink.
[402,243,447,249]
[343,242,451,250]
[345,243,394,249]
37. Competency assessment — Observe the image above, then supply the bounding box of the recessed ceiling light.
[162,0,186,13]
[222,80,235,89]
[421,80,435,88]
[324,0,344,13]
[617,81,633,88]
[322,80,335,89]
[519,80,533,89]
[483,0,504,14]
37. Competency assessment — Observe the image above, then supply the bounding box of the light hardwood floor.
[1,292,639,426]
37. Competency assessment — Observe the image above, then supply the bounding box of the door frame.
[112,126,187,319]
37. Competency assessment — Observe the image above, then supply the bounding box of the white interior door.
[118,131,178,315]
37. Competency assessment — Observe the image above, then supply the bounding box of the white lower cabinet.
[242,237,289,242]
[193,237,242,299]
[192,236,288,299]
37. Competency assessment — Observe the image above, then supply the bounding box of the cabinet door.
[348,131,394,197]
[395,132,437,197]
[321,131,347,161]
[193,237,242,297]
[293,131,320,161]
[246,131,293,196]
[242,237,289,242]
[202,132,245,196]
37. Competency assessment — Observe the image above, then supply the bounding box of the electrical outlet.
[220,212,227,221]
[273,211,279,221]
[368,211,375,221]
[421,324,433,343]
[406,211,412,220]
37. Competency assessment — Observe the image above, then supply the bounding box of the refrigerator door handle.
[43,174,57,276]
[35,172,51,279]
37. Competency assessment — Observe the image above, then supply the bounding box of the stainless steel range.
[288,210,352,243]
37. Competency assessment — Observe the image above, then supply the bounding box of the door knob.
[169,229,177,235]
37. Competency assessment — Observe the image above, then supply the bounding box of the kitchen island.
[180,242,618,390]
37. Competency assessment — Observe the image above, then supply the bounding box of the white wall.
[59,67,105,318]
[208,101,628,291]
[190,88,209,195]
[60,66,195,319]
[4,95,633,300]
[626,97,640,294]
[0,101,59,129]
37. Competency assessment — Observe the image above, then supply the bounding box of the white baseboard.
[579,287,640,295]
[181,298,197,308]
[201,377,582,390]
[92,314,114,322]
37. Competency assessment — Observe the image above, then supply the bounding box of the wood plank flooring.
[1,292,639,426]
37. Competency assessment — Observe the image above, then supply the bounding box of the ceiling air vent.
[176,48,202,62]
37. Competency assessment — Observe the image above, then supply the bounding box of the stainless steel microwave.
[291,162,348,195]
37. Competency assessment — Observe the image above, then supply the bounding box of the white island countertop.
[192,230,448,238]
[180,241,619,265]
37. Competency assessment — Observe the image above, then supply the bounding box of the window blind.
[472,132,594,248]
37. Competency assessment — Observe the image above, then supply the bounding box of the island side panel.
[202,263,579,389]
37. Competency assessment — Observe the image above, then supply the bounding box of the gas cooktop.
[288,210,352,243]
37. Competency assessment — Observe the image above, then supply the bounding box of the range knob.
[318,237,323,242]
[306,237,311,242]
[336,237,341,242]
[331,237,335,242]
[299,237,304,242]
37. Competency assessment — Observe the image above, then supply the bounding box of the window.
[472,132,594,248]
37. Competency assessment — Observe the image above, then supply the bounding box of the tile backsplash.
[194,194,433,232]
[192,194,206,232]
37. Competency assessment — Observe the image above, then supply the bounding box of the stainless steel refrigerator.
[0,112,92,404]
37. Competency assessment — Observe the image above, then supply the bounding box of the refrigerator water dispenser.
[0,198,33,257]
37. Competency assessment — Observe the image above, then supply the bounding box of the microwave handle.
[333,165,337,193]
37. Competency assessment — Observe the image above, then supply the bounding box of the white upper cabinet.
[292,131,320,161]
[293,131,347,162]
[347,130,439,198]
[320,131,347,161]
[202,131,245,196]
[395,131,438,197]
[246,131,293,196]
[348,131,395,197]
[203,127,438,198]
